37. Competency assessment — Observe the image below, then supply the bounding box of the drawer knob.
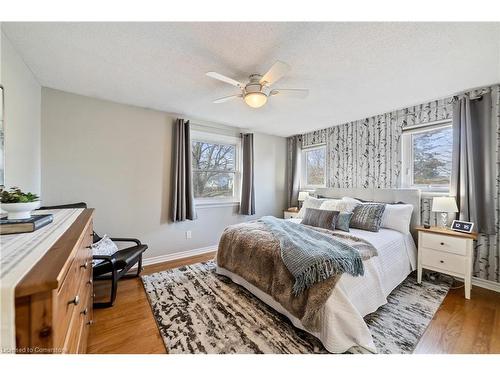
[39,326,52,338]
[87,320,94,326]
[440,242,445,245]
[80,261,89,269]
[87,279,93,286]
[86,245,92,249]
[81,308,88,316]
[69,295,80,306]
[440,260,444,264]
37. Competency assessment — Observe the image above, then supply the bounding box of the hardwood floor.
[414,282,500,354]
[88,252,500,354]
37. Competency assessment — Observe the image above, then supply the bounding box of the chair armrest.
[109,237,142,246]
[92,255,117,266]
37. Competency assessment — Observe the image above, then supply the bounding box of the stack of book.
[0,214,54,235]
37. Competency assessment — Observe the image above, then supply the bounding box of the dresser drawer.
[53,255,82,347]
[76,289,93,354]
[53,223,93,347]
[421,232,467,255]
[62,264,92,354]
[421,247,466,275]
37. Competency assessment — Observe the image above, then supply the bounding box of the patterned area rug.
[141,261,451,354]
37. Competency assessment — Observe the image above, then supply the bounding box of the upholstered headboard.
[314,188,421,241]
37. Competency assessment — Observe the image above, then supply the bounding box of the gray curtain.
[287,135,301,207]
[240,133,255,215]
[171,119,197,222]
[451,91,496,234]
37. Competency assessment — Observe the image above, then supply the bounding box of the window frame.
[401,120,453,193]
[191,130,241,207]
[301,144,327,189]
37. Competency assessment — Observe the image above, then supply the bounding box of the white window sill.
[195,200,240,209]
[420,191,450,198]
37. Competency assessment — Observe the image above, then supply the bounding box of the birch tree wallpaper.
[293,85,500,283]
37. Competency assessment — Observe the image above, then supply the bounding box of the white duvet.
[216,220,417,353]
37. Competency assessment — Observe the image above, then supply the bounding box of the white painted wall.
[0,31,41,193]
[41,88,287,258]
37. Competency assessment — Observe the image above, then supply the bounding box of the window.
[402,121,453,192]
[301,145,326,188]
[191,131,240,204]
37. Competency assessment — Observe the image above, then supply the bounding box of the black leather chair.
[39,202,148,308]
[92,233,147,307]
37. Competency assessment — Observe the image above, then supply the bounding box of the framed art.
[451,219,474,233]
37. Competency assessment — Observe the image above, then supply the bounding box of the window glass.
[192,141,236,198]
[412,126,453,187]
[303,146,326,187]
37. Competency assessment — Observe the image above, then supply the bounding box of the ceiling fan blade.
[206,72,243,88]
[213,94,242,104]
[270,88,309,98]
[260,61,290,85]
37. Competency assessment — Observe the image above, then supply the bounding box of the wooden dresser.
[14,209,94,354]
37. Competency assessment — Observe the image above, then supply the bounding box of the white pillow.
[91,234,119,265]
[297,196,325,219]
[380,204,414,234]
[319,199,359,213]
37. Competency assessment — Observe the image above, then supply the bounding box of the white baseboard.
[472,277,500,293]
[141,245,217,268]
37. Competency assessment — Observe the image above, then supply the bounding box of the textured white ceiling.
[2,22,500,137]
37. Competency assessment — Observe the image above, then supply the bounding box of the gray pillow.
[335,212,353,232]
[301,208,339,231]
[350,204,386,232]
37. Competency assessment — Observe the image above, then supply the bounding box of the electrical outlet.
[185,230,192,239]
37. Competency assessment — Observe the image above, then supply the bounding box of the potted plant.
[0,187,41,220]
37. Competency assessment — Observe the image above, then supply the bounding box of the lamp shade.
[432,197,458,213]
[298,191,310,202]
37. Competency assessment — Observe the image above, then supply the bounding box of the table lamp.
[432,196,458,228]
[298,191,310,208]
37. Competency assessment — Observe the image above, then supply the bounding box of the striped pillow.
[301,208,339,231]
[350,204,386,232]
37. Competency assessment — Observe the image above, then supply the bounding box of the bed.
[216,188,421,353]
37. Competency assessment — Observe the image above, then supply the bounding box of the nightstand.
[416,226,478,299]
[284,208,300,219]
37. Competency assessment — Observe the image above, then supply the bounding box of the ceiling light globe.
[244,92,267,108]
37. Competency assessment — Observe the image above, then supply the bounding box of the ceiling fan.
[206,61,309,108]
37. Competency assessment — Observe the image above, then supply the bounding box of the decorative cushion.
[91,234,118,265]
[319,199,359,213]
[301,208,339,231]
[380,204,414,233]
[342,197,413,233]
[335,212,353,232]
[350,204,386,232]
[296,196,325,219]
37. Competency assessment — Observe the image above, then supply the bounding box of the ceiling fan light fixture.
[244,92,267,108]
